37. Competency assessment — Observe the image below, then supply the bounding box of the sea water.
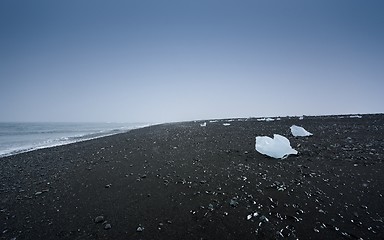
[0,122,151,158]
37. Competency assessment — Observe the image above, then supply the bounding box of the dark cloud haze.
[1,0,383,123]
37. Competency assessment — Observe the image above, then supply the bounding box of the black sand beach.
[1,115,383,240]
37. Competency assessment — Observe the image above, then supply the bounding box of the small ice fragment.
[223,123,231,126]
[299,116,304,120]
[349,115,362,118]
[255,134,298,159]
[290,125,313,137]
[247,214,252,220]
[257,117,274,121]
[200,122,207,127]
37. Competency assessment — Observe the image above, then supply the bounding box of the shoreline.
[0,123,155,159]
[0,114,373,159]
[1,114,383,239]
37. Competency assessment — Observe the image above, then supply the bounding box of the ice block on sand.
[256,134,298,159]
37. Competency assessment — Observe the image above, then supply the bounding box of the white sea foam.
[0,122,152,158]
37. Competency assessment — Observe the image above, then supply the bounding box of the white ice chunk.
[257,117,274,122]
[349,115,362,118]
[255,134,298,159]
[200,122,207,127]
[223,123,231,126]
[299,116,304,120]
[290,125,313,137]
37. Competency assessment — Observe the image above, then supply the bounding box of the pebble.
[259,215,269,222]
[104,223,112,230]
[137,226,144,232]
[230,198,239,207]
[208,203,214,211]
[94,216,104,223]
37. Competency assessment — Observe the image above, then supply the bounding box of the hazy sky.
[1,0,383,123]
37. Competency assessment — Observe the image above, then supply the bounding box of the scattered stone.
[137,226,144,232]
[208,203,214,211]
[158,222,164,230]
[94,216,104,223]
[260,215,269,222]
[230,198,239,207]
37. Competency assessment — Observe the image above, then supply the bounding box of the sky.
[1,0,383,123]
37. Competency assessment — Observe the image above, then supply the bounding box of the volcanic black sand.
[1,115,384,240]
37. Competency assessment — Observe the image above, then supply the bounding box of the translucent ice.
[290,125,313,137]
[255,134,298,159]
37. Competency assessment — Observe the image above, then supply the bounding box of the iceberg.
[290,125,313,137]
[255,134,298,159]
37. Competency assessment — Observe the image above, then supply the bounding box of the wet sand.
[1,114,383,239]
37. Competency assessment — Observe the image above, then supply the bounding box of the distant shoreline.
[1,113,380,159]
[0,122,153,158]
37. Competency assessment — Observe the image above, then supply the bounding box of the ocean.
[0,122,152,158]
